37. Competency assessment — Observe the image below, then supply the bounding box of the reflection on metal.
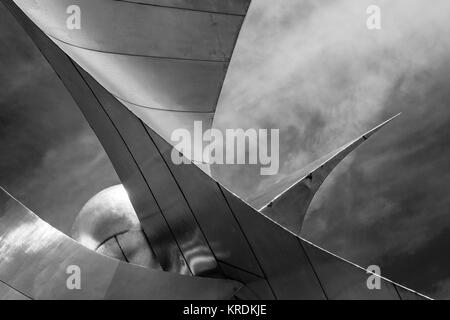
[252,114,401,235]
[0,188,242,300]
[0,0,433,300]
[2,0,207,276]
[12,0,251,165]
[72,185,161,270]
[72,185,142,250]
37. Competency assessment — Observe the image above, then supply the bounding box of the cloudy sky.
[1,0,450,298]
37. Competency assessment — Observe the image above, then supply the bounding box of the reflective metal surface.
[14,0,247,59]
[116,230,162,270]
[83,72,222,277]
[149,128,269,278]
[72,185,141,250]
[12,0,251,164]
[53,40,228,112]
[2,0,191,274]
[4,1,261,278]
[251,115,401,234]
[72,185,161,270]
[221,186,326,299]
[0,187,242,300]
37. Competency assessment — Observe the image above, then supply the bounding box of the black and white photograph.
[0,0,449,307]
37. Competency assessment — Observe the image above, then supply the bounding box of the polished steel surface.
[12,0,250,164]
[2,0,191,274]
[221,186,326,299]
[82,71,222,277]
[53,40,228,112]
[0,187,242,300]
[149,129,267,278]
[15,0,246,59]
[253,115,401,235]
[96,237,128,262]
[116,230,162,270]
[72,184,161,270]
[72,185,141,250]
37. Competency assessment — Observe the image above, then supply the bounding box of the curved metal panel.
[52,39,228,111]
[12,0,250,165]
[218,262,273,300]
[2,0,193,274]
[14,0,245,60]
[119,98,214,165]
[82,71,221,277]
[97,237,128,262]
[149,129,268,279]
[220,186,327,300]
[3,0,223,277]
[116,230,162,270]
[72,185,142,251]
[0,187,242,300]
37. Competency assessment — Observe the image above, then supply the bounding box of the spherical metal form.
[72,184,160,270]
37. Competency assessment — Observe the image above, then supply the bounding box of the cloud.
[215,0,450,191]
[0,6,120,234]
[213,0,450,297]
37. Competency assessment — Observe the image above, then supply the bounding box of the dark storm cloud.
[0,5,120,234]
[214,0,450,298]
[304,66,450,297]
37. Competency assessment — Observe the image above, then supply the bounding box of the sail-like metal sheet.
[252,115,400,235]
[12,0,251,165]
[0,188,241,300]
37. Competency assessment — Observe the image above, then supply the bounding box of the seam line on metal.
[70,60,193,275]
[142,121,227,278]
[47,33,231,63]
[217,184,278,300]
[297,238,329,300]
[111,0,247,17]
